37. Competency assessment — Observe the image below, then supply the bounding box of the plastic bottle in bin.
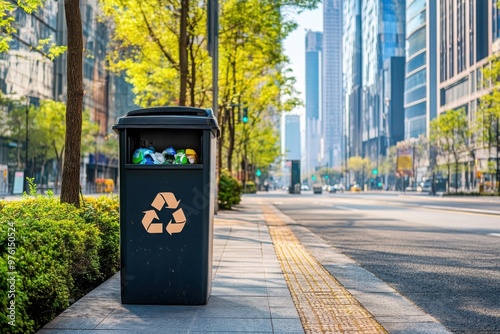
[174,149,188,164]
[132,148,155,164]
[162,147,176,164]
[185,149,198,164]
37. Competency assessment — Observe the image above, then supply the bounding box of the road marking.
[262,205,387,334]
[487,233,500,237]
[336,205,359,211]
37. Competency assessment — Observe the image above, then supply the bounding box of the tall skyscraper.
[404,0,438,139]
[305,31,323,176]
[284,115,301,161]
[343,0,363,160]
[361,0,406,162]
[323,0,343,168]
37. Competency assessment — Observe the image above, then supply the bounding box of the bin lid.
[112,106,220,137]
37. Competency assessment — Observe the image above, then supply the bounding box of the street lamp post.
[384,97,390,190]
[24,97,30,192]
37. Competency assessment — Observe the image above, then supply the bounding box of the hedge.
[0,190,119,333]
[218,169,242,210]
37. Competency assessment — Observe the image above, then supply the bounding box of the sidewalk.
[37,196,450,334]
[39,197,302,333]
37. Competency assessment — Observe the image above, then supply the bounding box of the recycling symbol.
[141,192,187,235]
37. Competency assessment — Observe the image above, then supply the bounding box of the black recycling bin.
[112,106,220,305]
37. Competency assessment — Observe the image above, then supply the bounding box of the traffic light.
[311,175,316,181]
[256,169,261,177]
[242,107,249,123]
[372,168,378,175]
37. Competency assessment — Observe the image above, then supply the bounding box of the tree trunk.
[227,106,235,172]
[217,106,225,173]
[60,0,84,207]
[178,0,188,106]
[188,35,196,106]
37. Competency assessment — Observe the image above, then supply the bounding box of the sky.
[283,4,323,116]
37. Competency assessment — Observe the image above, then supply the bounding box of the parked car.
[331,184,344,193]
[350,184,361,192]
[421,180,432,192]
[312,184,323,194]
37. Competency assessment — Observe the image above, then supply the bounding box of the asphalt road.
[265,191,500,334]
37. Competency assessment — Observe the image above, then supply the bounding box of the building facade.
[0,1,136,194]
[404,0,438,139]
[304,30,323,176]
[343,0,363,161]
[437,0,498,187]
[361,0,406,164]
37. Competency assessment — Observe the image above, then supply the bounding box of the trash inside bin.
[112,106,220,305]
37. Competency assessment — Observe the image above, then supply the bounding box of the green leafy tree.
[477,53,500,192]
[100,0,211,107]
[347,156,372,187]
[216,0,304,172]
[0,95,26,169]
[1,1,44,52]
[100,0,319,180]
[31,100,97,193]
[379,145,398,189]
[430,108,471,193]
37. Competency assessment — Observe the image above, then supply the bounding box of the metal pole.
[25,103,29,171]
[497,116,500,192]
[244,122,247,194]
[25,99,29,192]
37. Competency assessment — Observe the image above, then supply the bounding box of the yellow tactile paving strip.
[262,205,387,334]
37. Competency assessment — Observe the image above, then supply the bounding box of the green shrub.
[218,169,242,209]
[244,181,257,194]
[0,191,119,333]
[80,196,120,279]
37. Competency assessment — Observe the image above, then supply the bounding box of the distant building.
[323,0,343,168]
[284,115,301,161]
[438,0,491,114]
[437,0,497,179]
[404,0,438,139]
[361,0,406,163]
[343,0,363,159]
[304,30,323,176]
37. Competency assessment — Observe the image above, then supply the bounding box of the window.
[457,0,466,73]
[408,27,426,57]
[407,0,426,22]
[408,10,426,35]
[440,0,448,81]
[407,52,426,73]
[469,0,475,66]
[405,101,426,119]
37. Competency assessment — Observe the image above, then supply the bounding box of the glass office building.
[404,0,438,139]
[343,0,362,158]
[305,31,323,176]
[361,0,406,160]
[323,0,343,168]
